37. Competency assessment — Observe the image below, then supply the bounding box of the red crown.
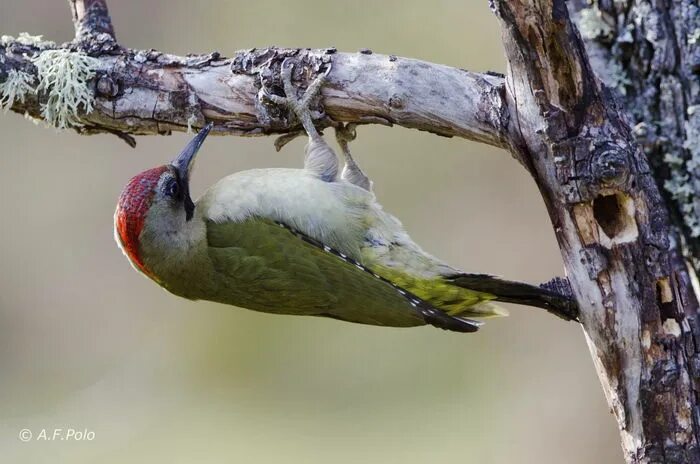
[115,166,168,279]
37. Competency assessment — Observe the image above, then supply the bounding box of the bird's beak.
[171,122,213,221]
[172,122,213,181]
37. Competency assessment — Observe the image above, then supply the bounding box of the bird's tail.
[445,274,578,321]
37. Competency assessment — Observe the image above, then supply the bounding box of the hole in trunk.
[592,192,638,247]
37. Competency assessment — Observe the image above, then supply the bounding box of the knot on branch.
[95,74,119,98]
[592,142,631,188]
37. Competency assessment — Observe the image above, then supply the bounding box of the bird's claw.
[263,92,288,106]
[273,130,304,152]
[335,123,372,191]
[335,123,357,145]
[269,59,329,140]
[270,59,340,182]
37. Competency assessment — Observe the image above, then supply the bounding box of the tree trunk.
[1,0,699,462]
[570,0,700,272]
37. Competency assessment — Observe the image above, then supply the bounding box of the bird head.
[115,123,212,277]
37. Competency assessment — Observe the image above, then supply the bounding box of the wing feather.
[204,217,478,331]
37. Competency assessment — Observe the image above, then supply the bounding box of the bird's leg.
[268,61,338,182]
[336,123,372,191]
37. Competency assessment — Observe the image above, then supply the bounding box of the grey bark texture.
[570,0,700,274]
[491,1,700,462]
[0,40,511,149]
[1,0,698,462]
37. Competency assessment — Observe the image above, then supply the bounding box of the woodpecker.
[115,63,577,333]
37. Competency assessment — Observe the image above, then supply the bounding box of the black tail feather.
[447,273,579,322]
[419,307,482,333]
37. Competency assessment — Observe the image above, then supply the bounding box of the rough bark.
[570,0,700,274]
[0,42,512,150]
[491,1,700,462]
[69,0,115,42]
[1,0,699,462]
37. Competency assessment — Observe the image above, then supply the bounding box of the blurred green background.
[0,1,622,463]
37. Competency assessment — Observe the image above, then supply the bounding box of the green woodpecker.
[115,63,576,333]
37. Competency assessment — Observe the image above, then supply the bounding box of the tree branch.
[492,0,700,462]
[0,40,513,149]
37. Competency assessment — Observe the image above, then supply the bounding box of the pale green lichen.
[683,106,700,171]
[608,61,632,95]
[663,105,700,237]
[0,32,55,49]
[0,69,35,111]
[663,152,685,166]
[689,29,700,45]
[665,173,700,236]
[31,49,100,129]
[578,5,614,41]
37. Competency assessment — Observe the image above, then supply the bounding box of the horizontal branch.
[0,40,512,149]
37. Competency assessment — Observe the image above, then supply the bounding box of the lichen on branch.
[0,32,55,49]
[576,4,614,41]
[0,69,35,111]
[31,49,100,129]
[665,104,700,238]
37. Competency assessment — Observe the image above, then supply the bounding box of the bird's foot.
[266,59,329,140]
[268,60,339,182]
[335,122,357,145]
[273,130,305,152]
[335,123,372,191]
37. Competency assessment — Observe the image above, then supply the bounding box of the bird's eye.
[165,179,180,198]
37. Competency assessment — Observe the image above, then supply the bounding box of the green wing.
[205,218,480,332]
[206,218,338,313]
